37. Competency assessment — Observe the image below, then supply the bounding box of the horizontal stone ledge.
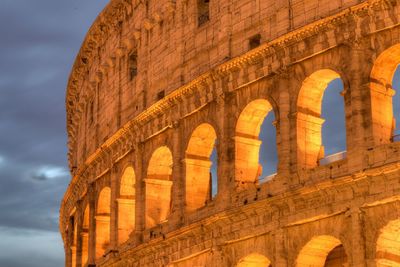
[117,198,136,204]
[95,214,111,221]
[143,178,173,186]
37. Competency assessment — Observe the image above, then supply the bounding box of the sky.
[0,1,108,266]
[0,1,399,267]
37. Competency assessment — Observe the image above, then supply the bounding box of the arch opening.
[235,99,277,186]
[296,235,348,267]
[376,219,400,266]
[237,253,271,267]
[81,205,89,266]
[370,44,400,144]
[185,123,218,212]
[96,187,111,259]
[118,166,135,245]
[393,68,400,140]
[145,146,173,228]
[297,69,346,169]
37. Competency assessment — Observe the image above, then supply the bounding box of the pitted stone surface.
[60,1,400,266]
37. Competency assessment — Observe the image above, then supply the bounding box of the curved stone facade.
[61,0,400,266]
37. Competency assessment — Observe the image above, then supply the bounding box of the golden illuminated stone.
[60,1,400,266]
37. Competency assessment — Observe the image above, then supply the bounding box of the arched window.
[297,69,346,168]
[370,44,400,144]
[118,166,135,245]
[296,235,348,267]
[145,146,173,228]
[376,219,400,266]
[237,253,271,267]
[81,205,89,266]
[96,187,111,258]
[235,99,278,186]
[185,123,217,212]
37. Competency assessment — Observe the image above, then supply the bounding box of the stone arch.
[81,204,89,266]
[236,253,271,267]
[376,219,400,266]
[234,99,276,185]
[145,146,173,228]
[185,123,217,212]
[296,235,348,267]
[296,69,345,169]
[118,166,135,245]
[370,44,400,144]
[96,187,111,258]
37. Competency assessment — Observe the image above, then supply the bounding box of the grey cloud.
[0,0,108,266]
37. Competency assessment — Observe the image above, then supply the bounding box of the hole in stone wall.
[198,0,210,26]
[128,52,138,81]
[249,34,261,50]
[157,90,165,100]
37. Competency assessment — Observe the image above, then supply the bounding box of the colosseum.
[60,0,400,266]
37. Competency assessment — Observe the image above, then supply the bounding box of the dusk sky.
[1,1,399,267]
[0,1,108,266]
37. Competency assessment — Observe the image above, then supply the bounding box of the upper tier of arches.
[66,0,371,170]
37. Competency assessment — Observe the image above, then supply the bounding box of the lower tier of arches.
[66,161,400,267]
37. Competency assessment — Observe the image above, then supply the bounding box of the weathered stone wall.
[66,0,363,170]
[61,0,400,266]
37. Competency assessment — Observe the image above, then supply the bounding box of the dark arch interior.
[324,244,348,266]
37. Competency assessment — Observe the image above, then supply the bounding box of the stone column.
[350,206,366,267]
[274,229,288,267]
[346,45,372,171]
[80,230,89,267]
[65,226,72,267]
[134,142,145,244]
[87,184,96,266]
[215,93,234,210]
[109,165,118,252]
[75,201,83,267]
[277,76,291,180]
[170,121,185,225]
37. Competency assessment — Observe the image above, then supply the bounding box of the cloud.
[0,0,108,266]
[0,226,65,267]
[31,166,69,181]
